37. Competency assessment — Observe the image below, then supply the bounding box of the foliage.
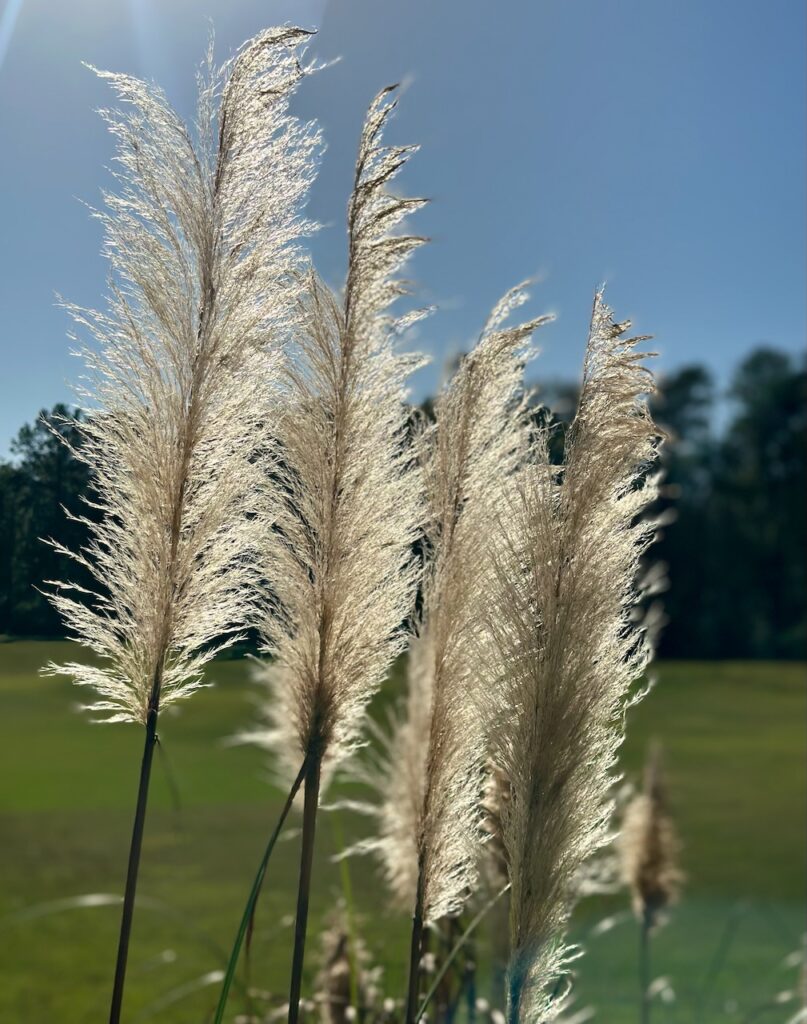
[0,405,93,636]
[652,349,806,659]
[2,345,803,657]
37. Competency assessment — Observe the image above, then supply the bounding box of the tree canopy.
[1,348,804,658]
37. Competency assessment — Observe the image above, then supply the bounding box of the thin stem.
[288,753,323,1024]
[639,909,651,1024]
[330,812,360,1016]
[418,884,510,1024]
[507,967,522,1024]
[404,863,426,1024]
[439,920,453,1024]
[213,757,309,1024]
[109,703,160,1024]
[465,943,477,1024]
[490,885,510,1011]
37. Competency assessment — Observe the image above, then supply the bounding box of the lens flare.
[0,0,24,73]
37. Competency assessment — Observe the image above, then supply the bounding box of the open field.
[1,642,805,1023]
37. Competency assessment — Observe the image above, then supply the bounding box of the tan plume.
[620,743,683,929]
[314,907,380,1024]
[45,28,320,724]
[358,288,549,926]
[482,291,662,1023]
[248,85,427,787]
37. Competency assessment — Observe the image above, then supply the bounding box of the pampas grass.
[246,85,427,1024]
[481,292,661,1024]
[387,289,549,1023]
[47,29,318,725]
[383,290,548,914]
[40,24,673,1017]
[620,743,683,1024]
[248,86,426,785]
[44,28,319,1020]
[314,906,380,1024]
[328,287,549,1021]
[621,744,683,929]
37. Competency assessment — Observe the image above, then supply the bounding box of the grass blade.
[330,812,360,1012]
[134,970,225,1022]
[213,758,308,1024]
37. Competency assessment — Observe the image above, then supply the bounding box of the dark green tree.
[1,351,804,654]
[713,350,806,657]
[651,351,806,658]
[0,405,91,636]
[650,365,718,657]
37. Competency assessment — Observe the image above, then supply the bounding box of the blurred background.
[0,1,804,1021]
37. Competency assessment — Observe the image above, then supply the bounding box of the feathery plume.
[387,290,549,913]
[331,293,546,893]
[385,288,550,1024]
[47,28,319,723]
[327,288,548,1021]
[620,743,683,1024]
[482,291,661,1023]
[250,86,426,785]
[314,907,380,1024]
[246,85,426,1024]
[620,743,683,929]
[43,29,319,1021]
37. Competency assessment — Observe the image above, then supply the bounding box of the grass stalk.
[639,908,651,1024]
[213,757,309,1024]
[694,901,747,1023]
[330,812,360,1014]
[507,964,524,1024]
[465,943,477,1024]
[109,699,160,1024]
[287,753,323,1024]
[404,865,427,1024]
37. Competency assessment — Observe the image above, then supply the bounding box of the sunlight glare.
[0,0,24,73]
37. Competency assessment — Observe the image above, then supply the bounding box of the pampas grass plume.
[244,84,427,1024]
[620,743,683,929]
[42,28,321,1022]
[249,85,426,786]
[46,28,319,724]
[483,291,662,1023]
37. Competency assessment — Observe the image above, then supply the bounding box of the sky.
[0,0,804,455]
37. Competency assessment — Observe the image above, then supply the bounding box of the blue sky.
[0,0,804,454]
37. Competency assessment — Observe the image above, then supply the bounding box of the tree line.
[0,344,804,659]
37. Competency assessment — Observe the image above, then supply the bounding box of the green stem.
[639,909,651,1024]
[404,862,426,1024]
[287,753,323,1024]
[213,757,308,1024]
[109,703,160,1024]
[465,941,477,1024]
[330,813,360,1015]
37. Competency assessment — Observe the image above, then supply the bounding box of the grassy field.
[1,642,804,1023]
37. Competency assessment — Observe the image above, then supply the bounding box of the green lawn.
[1,642,804,1023]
